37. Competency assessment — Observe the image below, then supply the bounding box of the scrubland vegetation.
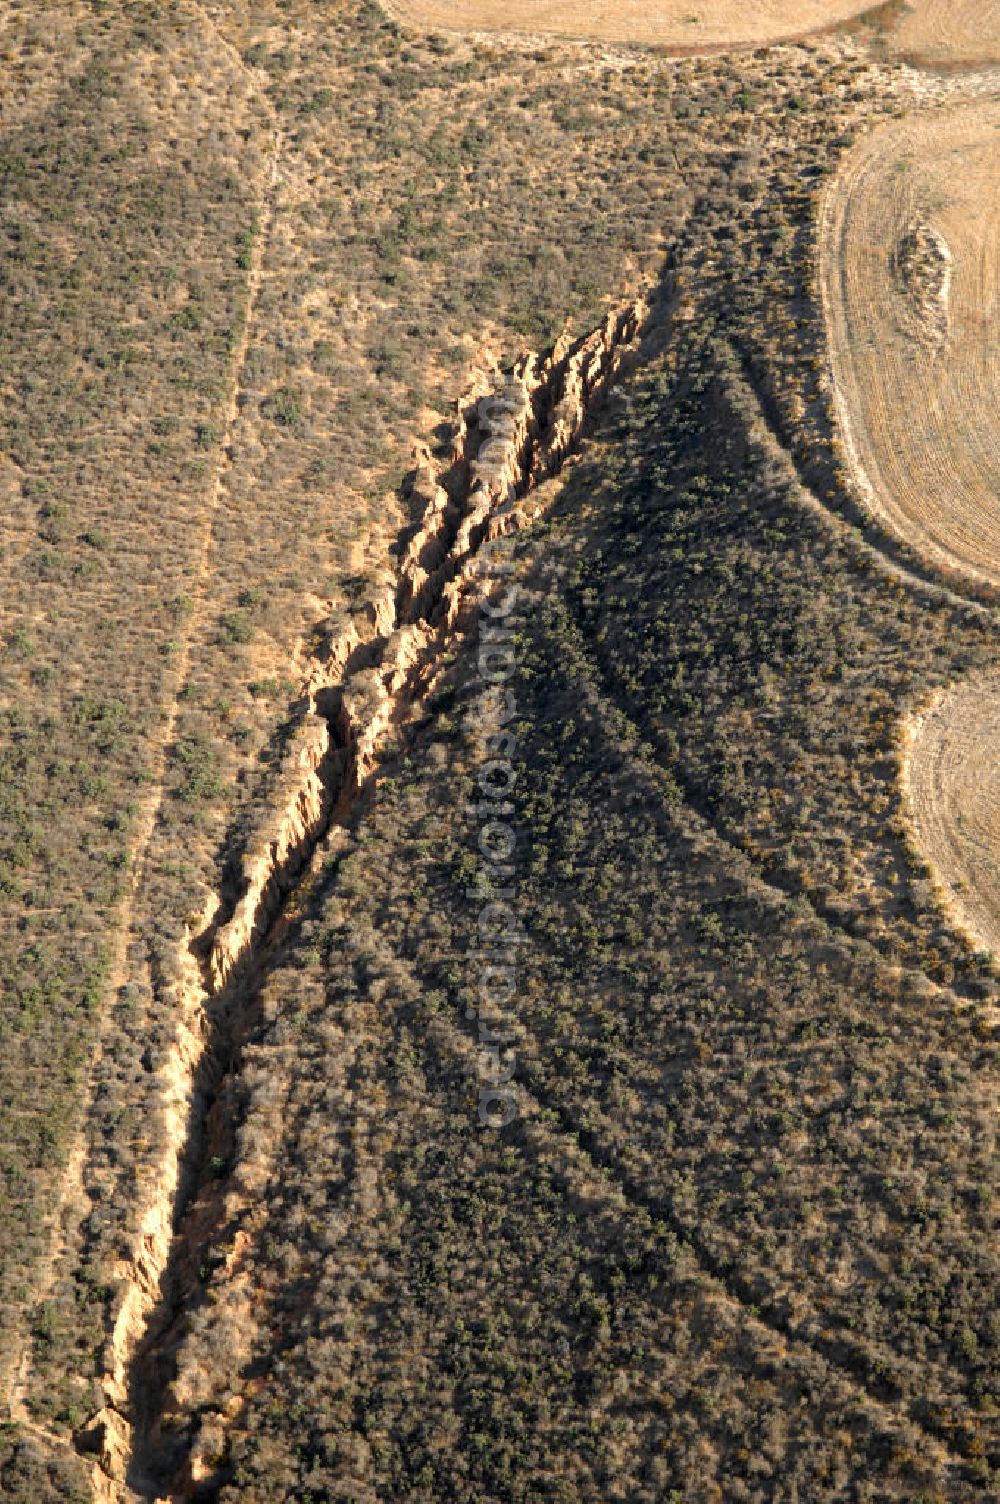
[144,323,1000,1501]
[0,0,267,1401]
[0,0,997,1501]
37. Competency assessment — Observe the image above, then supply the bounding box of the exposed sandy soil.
[821,98,1000,590]
[382,0,879,49]
[890,0,1000,67]
[902,677,1000,959]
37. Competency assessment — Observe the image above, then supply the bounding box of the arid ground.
[0,3,998,1502]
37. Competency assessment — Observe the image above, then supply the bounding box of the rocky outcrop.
[208,710,339,992]
[894,220,952,350]
[533,298,648,478]
[202,292,649,1001]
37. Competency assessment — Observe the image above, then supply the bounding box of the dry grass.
[383,0,877,49]
[902,676,1000,961]
[821,98,1000,590]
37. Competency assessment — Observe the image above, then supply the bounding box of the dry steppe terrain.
[0,0,999,1502]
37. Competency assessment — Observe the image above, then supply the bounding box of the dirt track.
[821,98,1000,590]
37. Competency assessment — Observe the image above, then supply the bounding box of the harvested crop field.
[383,0,878,48]
[903,676,1000,959]
[821,100,1000,591]
[889,0,1000,66]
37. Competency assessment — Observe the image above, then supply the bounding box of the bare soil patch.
[821,99,1000,589]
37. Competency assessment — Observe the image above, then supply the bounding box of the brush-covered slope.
[137,324,1000,1504]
